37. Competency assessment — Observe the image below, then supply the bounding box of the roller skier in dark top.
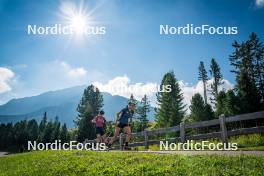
[107,101,136,150]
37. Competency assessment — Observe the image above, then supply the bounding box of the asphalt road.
[1,150,264,157]
[0,152,9,157]
[110,150,264,156]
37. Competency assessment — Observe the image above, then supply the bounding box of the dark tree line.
[190,32,264,122]
[156,32,264,127]
[0,112,70,152]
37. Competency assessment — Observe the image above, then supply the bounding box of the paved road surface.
[110,150,264,156]
[0,152,9,157]
[1,150,264,157]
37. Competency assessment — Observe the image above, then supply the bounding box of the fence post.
[119,133,123,150]
[180,122,185,143]
[144,131,148,150]
[219,114,228,145]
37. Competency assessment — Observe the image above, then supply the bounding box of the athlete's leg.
[123,126,131,143]
[109,126,121,145]
[96,134,101,143]
[102,133,108,144]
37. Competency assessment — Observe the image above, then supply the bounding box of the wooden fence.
[86,111,264,150]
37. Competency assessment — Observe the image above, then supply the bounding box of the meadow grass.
[136,134,264,151]
[0,150,263,176]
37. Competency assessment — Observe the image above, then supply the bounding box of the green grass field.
[0,150,264,176]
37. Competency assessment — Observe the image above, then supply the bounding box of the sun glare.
[59,1,90,36]
[70,14,87,34]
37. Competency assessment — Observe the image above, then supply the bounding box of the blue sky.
[0,0,264,105]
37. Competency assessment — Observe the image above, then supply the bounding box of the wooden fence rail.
[85,111,264,150]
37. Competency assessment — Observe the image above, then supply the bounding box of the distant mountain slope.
[0,86,85,115]
[0,86,155,127]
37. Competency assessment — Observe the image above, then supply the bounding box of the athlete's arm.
[116,111,122,121]
[128,118,132,126]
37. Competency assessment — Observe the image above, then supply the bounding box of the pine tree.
[136,95,150,131]
[224,90,240,116]
[248,33,264,105]
[27,119,38,142]
[52,116,60,141]
[229,32,263,112]
[209,58,223,105]
[189,93,205,122]
[42,121,53,143]
[13,120,28,151]
[216,91,226,117]
[60,123,70,143]
[156,71,186,127]
[190,93,214,122]
[237,70,261,113]
[198,61,208,104]
[75,85,103,141]
[37,112,47,143]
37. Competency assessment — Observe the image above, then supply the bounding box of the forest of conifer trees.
[1,32,263,152]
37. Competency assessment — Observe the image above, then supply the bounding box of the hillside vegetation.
[0,150,263,176]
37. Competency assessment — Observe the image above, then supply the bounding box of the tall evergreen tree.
[248,33,264,104]
[37,112,47,143]
[224,90,240,116]
[52,116,60,141]
[198,61,209,104]
[27,119,38,142]
[60,123,70,143]
[189,93,205,122]
[216,90,241,117]
[190,93,214,122]
[209,58,223,105]
[136,95,150,131]
[156,71,186,127]
[13,120,28,151]
[42,121,53,143]
[75,85,103,141]
[215,91,226,117]
[237,71,261,112]
[229,32,264,112]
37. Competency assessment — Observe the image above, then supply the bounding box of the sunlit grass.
[0,150,263,176]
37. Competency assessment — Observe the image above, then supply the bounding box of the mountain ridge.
[0,85,154,127]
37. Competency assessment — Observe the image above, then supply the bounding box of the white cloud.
[93,75,158,104]
[93,75,234,110]
[0,67,15,94]
[179,79,234,108]
[60,61,87,78]
[0,61,102,105]
[256,0,264,7]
